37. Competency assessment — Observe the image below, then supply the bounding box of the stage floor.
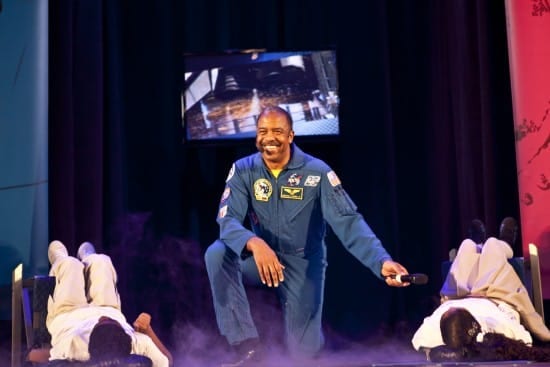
[174,349,550,367]
[276,361,549,367]
[369,363,549,367]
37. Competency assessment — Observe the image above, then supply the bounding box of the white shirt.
[48,305,169,367]
[411,297,532,350]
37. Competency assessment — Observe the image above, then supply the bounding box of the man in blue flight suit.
[204,105,410,366]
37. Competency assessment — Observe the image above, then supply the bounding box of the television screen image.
[181,49,339,142]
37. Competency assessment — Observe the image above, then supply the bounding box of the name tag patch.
[281,186,303,200]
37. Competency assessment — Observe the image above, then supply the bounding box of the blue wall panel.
[0,0,49,318]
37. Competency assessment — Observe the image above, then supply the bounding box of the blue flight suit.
[204,144,392,357]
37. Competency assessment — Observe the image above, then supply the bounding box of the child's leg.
[83,253,121,310]
[47,256,87,327]
[440,239,480,299]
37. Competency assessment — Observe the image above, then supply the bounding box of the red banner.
[505,0,550,298]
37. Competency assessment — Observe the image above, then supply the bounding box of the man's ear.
[289,130,295,143]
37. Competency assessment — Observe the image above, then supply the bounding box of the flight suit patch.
[218,205,228,218]
[225,163,235,182]
[254,179,273,202]
[281,186,303,200]
[304,175,320,187]
[287,173,302,186]
[327,171,341,187]
[220,187,230,203]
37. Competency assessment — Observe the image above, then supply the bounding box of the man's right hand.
[246,236,285,287]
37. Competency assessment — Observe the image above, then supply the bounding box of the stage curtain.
[47,0,521,335]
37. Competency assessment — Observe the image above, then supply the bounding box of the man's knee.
[204,239,229,270]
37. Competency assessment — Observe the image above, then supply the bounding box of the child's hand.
[133,312,152,333]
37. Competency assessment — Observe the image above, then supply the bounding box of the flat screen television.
[181,49,340,142]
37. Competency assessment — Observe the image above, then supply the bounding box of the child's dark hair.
[440,307,480,349]
[432,307,550,362]
[88,322,132,360]
[431,332,550,362]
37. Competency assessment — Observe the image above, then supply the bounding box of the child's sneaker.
[77,241,96,261]
[48,240,68,265]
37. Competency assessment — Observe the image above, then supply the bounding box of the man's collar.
[286,143,305,169]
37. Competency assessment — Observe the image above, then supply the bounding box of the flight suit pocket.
[328,186,358,215]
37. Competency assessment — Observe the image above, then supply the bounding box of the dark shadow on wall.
[0,211,437,366]
[106,212,287,364]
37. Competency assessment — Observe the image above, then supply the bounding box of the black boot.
[467,219,486,245]
[499,217,518,246]
[221,338,262,367]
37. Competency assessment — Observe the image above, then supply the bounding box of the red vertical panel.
[505,0,550,298]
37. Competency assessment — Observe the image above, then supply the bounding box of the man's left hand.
[381,260,410,287]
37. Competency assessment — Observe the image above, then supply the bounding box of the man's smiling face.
[255,110,294,168]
